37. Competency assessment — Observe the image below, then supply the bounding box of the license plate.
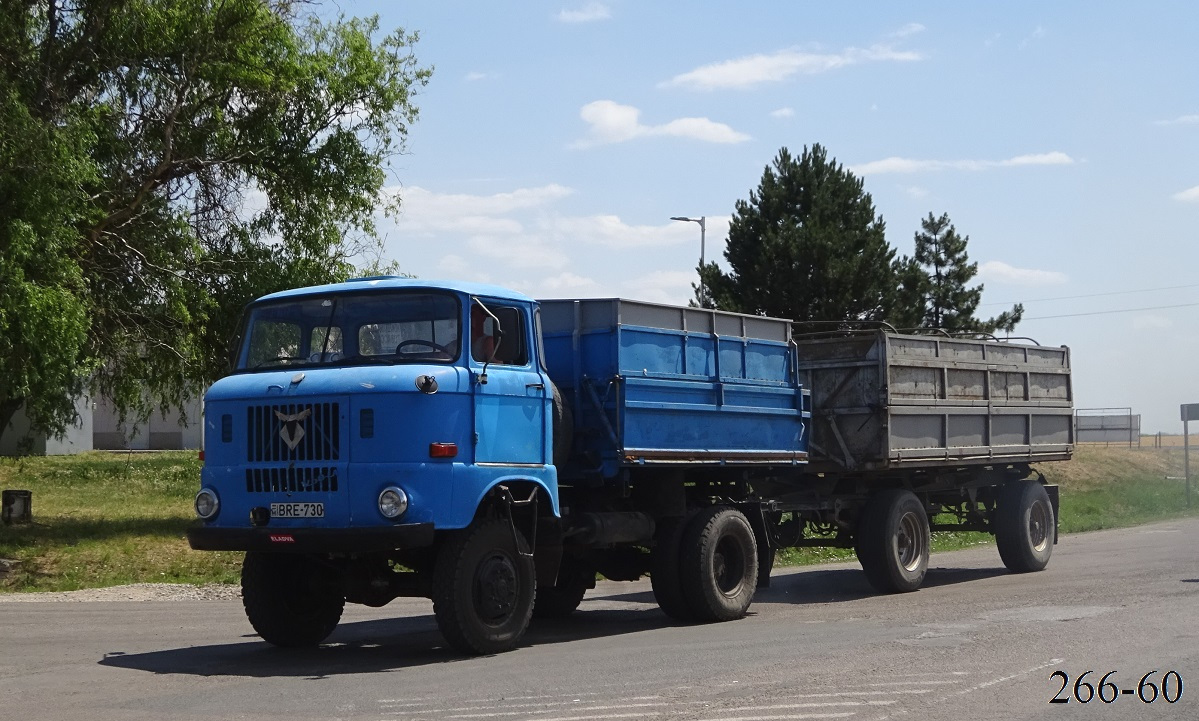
[270,502,325,519]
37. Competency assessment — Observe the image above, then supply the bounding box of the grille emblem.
[275,408,312,451]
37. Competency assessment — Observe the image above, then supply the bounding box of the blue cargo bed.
[539,299,811,480]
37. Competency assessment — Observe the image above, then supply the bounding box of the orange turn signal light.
[429,442,458,458]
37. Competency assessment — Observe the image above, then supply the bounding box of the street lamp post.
[670,215,706,305]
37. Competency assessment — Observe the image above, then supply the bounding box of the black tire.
[855,490,929,593]
[532,563,594,619]
[995,480,1054,573]
[650,515,695,621]
[679,506,759,622]
[241,552,344,647]
[549,381,574,468]
[433,519,536,655]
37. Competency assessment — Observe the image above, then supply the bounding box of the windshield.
[237,291,461,371]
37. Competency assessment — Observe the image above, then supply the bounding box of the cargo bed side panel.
[797,331,1073,473]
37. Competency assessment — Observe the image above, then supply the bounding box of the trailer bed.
[796,331,1073,473]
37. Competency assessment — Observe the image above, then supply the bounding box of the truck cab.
[189,277,559,652]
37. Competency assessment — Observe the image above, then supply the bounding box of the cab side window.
[471,304,528,365]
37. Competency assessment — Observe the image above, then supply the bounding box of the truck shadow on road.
[752,563,1010,604]
[96,563,1009,678]
[96,605,672,678]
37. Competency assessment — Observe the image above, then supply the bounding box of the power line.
[1023,301,1199,320]
[981,282,1199,306]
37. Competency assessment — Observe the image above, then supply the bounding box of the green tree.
[907,212,1022,334]
[0,0,430,448]
[697,145,903,326]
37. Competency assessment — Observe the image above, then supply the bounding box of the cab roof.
[254,276,536,304]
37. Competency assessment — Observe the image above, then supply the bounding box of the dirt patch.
[0,582,240,602]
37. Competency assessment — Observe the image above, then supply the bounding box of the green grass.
[1,446,1196,590]
[0,452,242,591]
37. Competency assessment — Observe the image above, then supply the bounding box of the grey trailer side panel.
[797,331,1073,473]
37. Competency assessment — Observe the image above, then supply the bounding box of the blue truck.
[188,277,1073,654]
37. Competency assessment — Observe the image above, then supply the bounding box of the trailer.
[187,278,1072,654]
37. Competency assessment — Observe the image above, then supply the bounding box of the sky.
[335,1,1198,433]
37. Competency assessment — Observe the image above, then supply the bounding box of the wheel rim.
[896,511,926,572]
[1029,500,1050,552]
[713,535,748,597]
[473,551,518,624]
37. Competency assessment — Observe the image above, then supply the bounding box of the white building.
[0,395,203,456]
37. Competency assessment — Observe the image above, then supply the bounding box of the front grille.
[246,402,340,462]
[245,467,339,493]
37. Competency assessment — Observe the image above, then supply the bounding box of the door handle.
[526,383,545,390]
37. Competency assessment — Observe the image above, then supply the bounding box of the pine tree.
[909,212,1022,334]
[698,145,903,326]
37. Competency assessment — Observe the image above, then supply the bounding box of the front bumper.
[187,523,435,553]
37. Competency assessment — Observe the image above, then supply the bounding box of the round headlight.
[378,486,408,519]
[195,489,220,520]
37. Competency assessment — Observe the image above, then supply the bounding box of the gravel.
[0,583,241,603]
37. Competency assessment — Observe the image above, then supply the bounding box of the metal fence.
[1075,408,1140,447]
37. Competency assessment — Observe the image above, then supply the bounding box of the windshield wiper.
[330,354,400,366]
[253,355,309,369]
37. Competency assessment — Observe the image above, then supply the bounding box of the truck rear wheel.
[433,519,536,655]
[650,515,695,621]
[679,506,759,622]
[855,490,929,593]
[995,480,1054,573]
[241,552,344,647]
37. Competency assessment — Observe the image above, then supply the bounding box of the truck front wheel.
[679,507,759,622]
[433,519,536,655]
[241,552,344,647]
[855,490,929,593]
[995,480,1054,573]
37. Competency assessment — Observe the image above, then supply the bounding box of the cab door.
[471,301,548,465]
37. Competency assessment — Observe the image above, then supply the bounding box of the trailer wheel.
[241,552,344,647]
[855,490,929,593]
[532,563,594,619]
[995,480,1054,573]
[679,507,759,622]
[650,515,695,621]
[433,519,536,655]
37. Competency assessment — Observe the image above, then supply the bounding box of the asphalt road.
[2,519,1196,721]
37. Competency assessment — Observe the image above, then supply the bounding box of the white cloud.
[377,178,740,307]
[1153,114,1199,126]
[622,270,699,306]
[1002,151,1073,167]
[389,184,572,218]
[572,100,750,148]
[1172,185,1199,202]
[903,185,930,199]
[467,234,570,271]
[661,45,921,91]
[464,72,491,82]
[851,151,1074,175]
[540,214,729,251]
[385,184,574,256]
[557,2,610,23]
[978,261,1068,286]
[535,272,602,293]
[891,23,926,38]
[770,107,795,119]
[1019,25,1046,49]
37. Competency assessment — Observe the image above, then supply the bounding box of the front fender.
[447,465,560,530]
